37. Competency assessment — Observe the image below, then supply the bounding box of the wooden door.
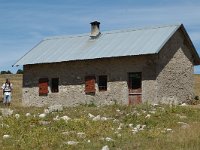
[128,72,142,105]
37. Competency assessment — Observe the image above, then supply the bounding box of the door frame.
[127,72,142,105]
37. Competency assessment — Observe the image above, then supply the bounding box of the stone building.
[14,21,200,107]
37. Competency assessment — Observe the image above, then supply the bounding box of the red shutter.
[85,76,96,93]
[39,78,49,96]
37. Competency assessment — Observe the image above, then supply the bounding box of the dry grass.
[194,74,200,97]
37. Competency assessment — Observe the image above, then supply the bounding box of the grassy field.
[0,74,200,149]
[1,104,200,149]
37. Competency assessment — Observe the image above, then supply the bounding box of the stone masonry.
[22,29,194,106]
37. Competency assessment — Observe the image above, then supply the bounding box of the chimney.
[90,21,101,38]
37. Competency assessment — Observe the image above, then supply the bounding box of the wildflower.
[15,114,20,119]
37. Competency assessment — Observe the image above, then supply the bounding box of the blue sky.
[1,0,200,73]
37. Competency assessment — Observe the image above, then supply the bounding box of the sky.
[1,0,200,73]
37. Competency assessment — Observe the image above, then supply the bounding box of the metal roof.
[14,24,195,66]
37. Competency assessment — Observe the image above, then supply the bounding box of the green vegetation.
[0,70,12,74]
[1,104,200,149]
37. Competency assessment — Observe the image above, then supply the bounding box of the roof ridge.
[43,24,182,41]
[104,24,182,34]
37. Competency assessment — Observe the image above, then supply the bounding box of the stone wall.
[23,55,157,107]
[22,29,195,106]
[156,29,194,104]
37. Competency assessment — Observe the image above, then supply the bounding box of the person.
[1,79,13,106]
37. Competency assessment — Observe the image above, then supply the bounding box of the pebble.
[93,115,101,121]
[145,114,151,119]
[25,113,31,117]
[39,113,46,118]
[102,145,109,150]
[64,141,79,145]
[3,135,10,139]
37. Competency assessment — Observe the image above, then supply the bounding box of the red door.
[128,72,142,105]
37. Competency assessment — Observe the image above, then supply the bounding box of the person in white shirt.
[1,79,13,106]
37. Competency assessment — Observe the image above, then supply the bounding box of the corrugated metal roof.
[14,24,182,66]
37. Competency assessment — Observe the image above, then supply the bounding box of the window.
[98,75,107,91]
[85,76,96,94]
[128,72,142,90]
[39,78,49,96]
[51,78,59,93]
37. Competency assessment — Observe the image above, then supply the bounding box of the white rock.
[15,114,20,119]
[39,121,50,125]
[77,132,86,138]
[105,137,114,141]
[129,124,133,128]
[117,123,124,130]
[1,123,9,128]
[136,124,141,129]
[136,113,141,116]
[48,104,63,112]
[88,113,95,118]
[113,119,119,123]
[62,132,70,135]
[116,109,120,112]
[180,103,187,106]
[53,115,60,121]
[177,122,190,129]
[145,114,151,119]
[102,145,109,150]
[65,141,79,145]
[149,111,156,114]
[101,117,108,121]
[25,113,31,117]
[3,135,10,139]
[142,110,146,114]
[153,103,159,107]
[60,116,71,121]
[179,115,187,119]
[1,108,13,117]
[44,109,50,114]
[39,113,46,118]
[166,128,172,132]
[93,115,101,121]
[141,125,146,130]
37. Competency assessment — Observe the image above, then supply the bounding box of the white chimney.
[90,21,101,38]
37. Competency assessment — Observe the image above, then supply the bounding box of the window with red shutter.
[85,76,96,94]
[39,78,49,96]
